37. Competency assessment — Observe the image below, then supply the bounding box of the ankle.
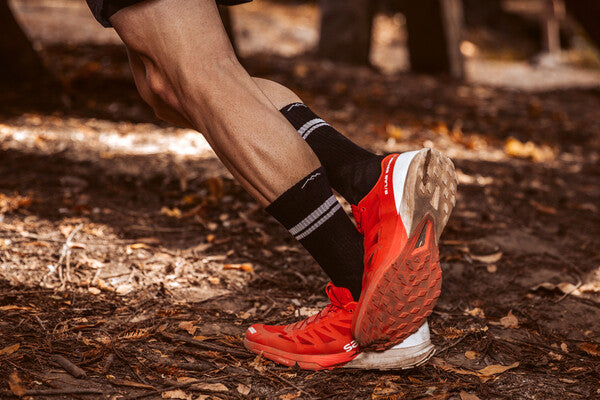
[331,156,384,205]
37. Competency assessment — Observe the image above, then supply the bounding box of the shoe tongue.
[326,283,354,306]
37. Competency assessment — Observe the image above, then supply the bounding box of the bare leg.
[252,78,301,110]
[110,0,319,206]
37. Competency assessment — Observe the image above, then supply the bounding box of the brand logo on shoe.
[248,327,257,335]
[343,340,359,352]
[383,155,397,196]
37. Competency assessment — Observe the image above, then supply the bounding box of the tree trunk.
[403,0,465,78]
[564,0,600,48]
[218,5,238,54]
[0,0,56,91]
[317,0,375,65]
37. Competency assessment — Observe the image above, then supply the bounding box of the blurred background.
[2,0,600,106]
[1,2,600,398]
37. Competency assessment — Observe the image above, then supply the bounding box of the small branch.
[122,380,200,400]
[57,223,83,289]
[1,388,107,397]
[160,332,251,359]
[101,353,115,375]
[51,354,87,378]
[265,368,314,399]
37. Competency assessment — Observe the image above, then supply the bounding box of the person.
[85,0,458,370]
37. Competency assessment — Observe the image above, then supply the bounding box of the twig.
[57,223,83,289]
[101,353,115,374]
[160,332,252,358]
[265,369,314,399]
[555,279,583,303]
[436,334,469,355]
[122,380,200,400]
[0,388,108,397]
[50,354,87,378]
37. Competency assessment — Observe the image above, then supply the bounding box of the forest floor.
[1,1,600,399]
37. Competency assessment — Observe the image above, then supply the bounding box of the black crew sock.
[266,167,364,300]
[280,103,385,205]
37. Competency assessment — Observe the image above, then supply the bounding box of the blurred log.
[564,0,600,48]
[404,0,465,78]
[317,0,375,65]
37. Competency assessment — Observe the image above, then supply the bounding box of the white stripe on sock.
[298,118,325,137]
[301,121,328,140]
[295,203,342,240]
[288,195,337,236]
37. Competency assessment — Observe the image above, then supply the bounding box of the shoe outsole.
[343,338,436,370]
[353,149,458,351]
[244,338,356,371]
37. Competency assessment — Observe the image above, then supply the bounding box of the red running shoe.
[351,148,457,350]
[244,283,359,370]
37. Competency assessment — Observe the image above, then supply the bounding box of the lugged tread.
[353,149,458,351]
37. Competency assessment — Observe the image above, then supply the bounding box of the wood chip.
[0,343,20,356]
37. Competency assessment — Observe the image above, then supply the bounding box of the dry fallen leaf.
[460,391,480,400]
[578,343,600,357]
[477,362,520,376]
[223,263,254,272]
[498,310,519,329]
[529,199,557,215]
[249,353,266,372]
[505,137,555,162]
[548,351,563,361]
[115,284,134,296]
[470,251,503,264]
[178,321,197,336]
[237,383,251,396]
[0,193,32,214]
[9,371,27,396]
[431,358,519,381]
[465,307,485,318]
[531,281,600,303]
[191,383,228,392]
[0,305,33,311]
[279,391,301,400]
[371,381,404,399]
[88,287,101,295]
[385,123,404,140]
[128,243,152,250]
[161,389,191,399]
[465,351,479,360]
[0,343,20,356]
[161,207,182,218]
[434,327,464,339]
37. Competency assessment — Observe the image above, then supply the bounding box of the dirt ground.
[2,1,600,399]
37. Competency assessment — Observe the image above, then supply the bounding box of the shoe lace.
[287,284,349,331]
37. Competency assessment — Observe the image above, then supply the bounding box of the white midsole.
[343,322,433,370]
[391,150,421,236]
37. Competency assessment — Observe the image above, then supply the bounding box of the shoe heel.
[400,148,458,243]
[343,322,435,370]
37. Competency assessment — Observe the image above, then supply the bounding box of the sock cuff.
[266,167,339,236]
[280,102,323,131]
